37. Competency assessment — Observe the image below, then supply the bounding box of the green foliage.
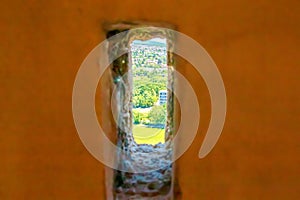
[131,41,168,110]
[133,82,167,108]
[133,109,149,124]
[133,109,141,124]
[133,84,157,108]
[148,105,166,125]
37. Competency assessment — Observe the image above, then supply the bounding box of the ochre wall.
[1,0,299,199]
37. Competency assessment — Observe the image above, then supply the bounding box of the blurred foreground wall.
[0,0,299,199]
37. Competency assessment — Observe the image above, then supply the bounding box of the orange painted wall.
[0,0,299,199]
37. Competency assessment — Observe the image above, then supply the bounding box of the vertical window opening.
[131,38,168,145]
[103,23,180,199]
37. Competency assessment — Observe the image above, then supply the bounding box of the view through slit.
[131,38,168,145]
[107,27,176,199]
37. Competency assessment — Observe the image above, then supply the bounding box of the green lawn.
[133,125,165,145]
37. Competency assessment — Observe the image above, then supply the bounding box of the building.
[159,90,167,105]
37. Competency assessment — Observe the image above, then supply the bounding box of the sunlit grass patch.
[133,125,165,145]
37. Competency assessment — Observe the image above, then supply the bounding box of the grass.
[133,125,165,145]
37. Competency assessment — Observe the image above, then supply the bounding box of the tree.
[148,105,166,125]
[132,83,159,108]
[133,109,141,124]
[133,109,149,124]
